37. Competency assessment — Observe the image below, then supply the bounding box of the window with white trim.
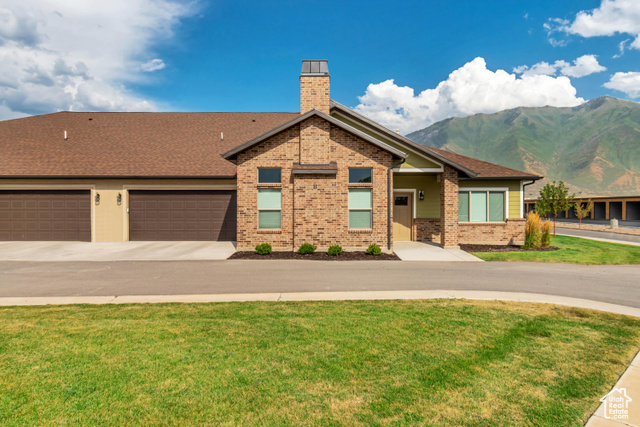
[349,188,372,229]
[458,191,505,222]
[258,189,281,229]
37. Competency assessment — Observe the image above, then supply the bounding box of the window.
[349,168,372,183]
[258,168,281,184]
[349,188,372,229]
[394,196,408,206]
[458,190,505,222]
[258,189,281,228]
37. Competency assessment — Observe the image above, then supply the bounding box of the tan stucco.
[0,179,236,242]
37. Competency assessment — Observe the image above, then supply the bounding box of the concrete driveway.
[0,241,236,261]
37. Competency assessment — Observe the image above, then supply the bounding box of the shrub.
[327,245,343,256]
[255,243,272,255]
[541,220,552,248]
[366,243,382,256]
[523,212,541,250]
[297,243,317,255]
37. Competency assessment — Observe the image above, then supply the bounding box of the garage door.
[0,190,91,241]
[129,190,237,241]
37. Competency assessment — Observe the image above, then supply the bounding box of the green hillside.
[406,96,640,198]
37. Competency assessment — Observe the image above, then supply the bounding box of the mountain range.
[406,96,640,198]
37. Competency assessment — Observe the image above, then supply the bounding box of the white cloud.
[547,0,640,49]
[613,38,631,58]
[514,55,606,78]
[604,72,640,98]
[0,1,196,119]
[141,58,166,72]
[354,57,584,134]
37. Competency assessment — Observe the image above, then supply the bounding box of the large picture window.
[258,189,281,229]
[458,190,505,222]
[349,188,372,229]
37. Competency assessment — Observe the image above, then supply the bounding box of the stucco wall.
[0,178,236,242]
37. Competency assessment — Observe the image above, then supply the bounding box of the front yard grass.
[473,235,640,265]
[1,300,639,426]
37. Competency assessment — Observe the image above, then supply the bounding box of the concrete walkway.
[394,241,482,261]
[586,350,640,426]
[558,228,640,246]
[0,241,237,261]
[2,289,640,316]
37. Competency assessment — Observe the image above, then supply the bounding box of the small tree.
[573,199,593,228]
[534,180,574,236]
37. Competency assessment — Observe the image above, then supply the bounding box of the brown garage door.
[129,190,237,241]
[0,190,91,241]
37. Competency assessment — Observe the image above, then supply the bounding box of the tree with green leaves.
[574,199,593,228]
[535,180,575,236]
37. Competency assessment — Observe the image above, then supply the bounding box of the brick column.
[440,165,459,249]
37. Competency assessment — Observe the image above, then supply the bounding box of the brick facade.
[458,219,525,245]
[440,165,459,248]
[300,75,330,115]
[236,117,394,251]
[300,116,330,164]
[415,218,441,242]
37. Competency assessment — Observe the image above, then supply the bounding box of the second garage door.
[129,190,237,241]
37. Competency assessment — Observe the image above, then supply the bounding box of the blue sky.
[1,0,639,133]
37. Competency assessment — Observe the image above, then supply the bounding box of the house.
[0,60,541,250]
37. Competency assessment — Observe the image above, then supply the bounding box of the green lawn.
[1,301,639,426]
[473,235,640,265]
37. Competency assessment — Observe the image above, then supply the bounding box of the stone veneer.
[236,117,394,251]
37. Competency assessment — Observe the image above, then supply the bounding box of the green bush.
[297,243,317,255]
[327,245,343,256]
[366,243,382,256]
[255,243,272,255]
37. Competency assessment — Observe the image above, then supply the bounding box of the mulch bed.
[229,251,400,261]
[459,244,559,253]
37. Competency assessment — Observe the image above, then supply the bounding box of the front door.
[393,192,413,241]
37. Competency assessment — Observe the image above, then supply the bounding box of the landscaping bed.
[460,244,558,253]
[1,300,639,425]
[229,250,400,260]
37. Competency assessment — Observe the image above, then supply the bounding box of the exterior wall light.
[95,193,100,205]
[117,193,122,205]
[418,190,424,200]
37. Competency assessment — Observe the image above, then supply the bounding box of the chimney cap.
[301,60,329,76]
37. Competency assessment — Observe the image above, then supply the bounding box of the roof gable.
[222,109,407,160]
[330,101,542,180]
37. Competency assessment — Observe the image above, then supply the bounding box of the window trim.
[458,187,508,223]
[348,188,373,230]
[348,167,373,184]
[258,167,282,184]
[257,188,282,229]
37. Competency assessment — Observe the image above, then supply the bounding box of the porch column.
[440,165,459,249]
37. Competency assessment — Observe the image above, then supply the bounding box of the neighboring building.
[525,195,640,222]
[0,60,541,250]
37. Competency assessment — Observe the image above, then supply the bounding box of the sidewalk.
[586,350,640,426]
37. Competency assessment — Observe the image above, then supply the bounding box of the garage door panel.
[129,190,236,241]
[0,191,91,241]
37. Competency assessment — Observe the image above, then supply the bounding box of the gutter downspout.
[522,180,536,217]
[388,158,407,250]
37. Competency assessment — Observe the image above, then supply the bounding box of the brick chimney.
[299,60,331,164]
[300,60,330,114]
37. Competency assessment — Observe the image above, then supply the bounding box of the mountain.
[406,96,640,198]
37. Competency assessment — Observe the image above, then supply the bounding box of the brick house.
[0,60,541,250]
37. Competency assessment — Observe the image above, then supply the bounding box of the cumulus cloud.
[141,58,166,72]
[514,55,606,78]
[0,1,196,119]
[604,72,640,98]
[354,57,585,134]
[546,0,640,50]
